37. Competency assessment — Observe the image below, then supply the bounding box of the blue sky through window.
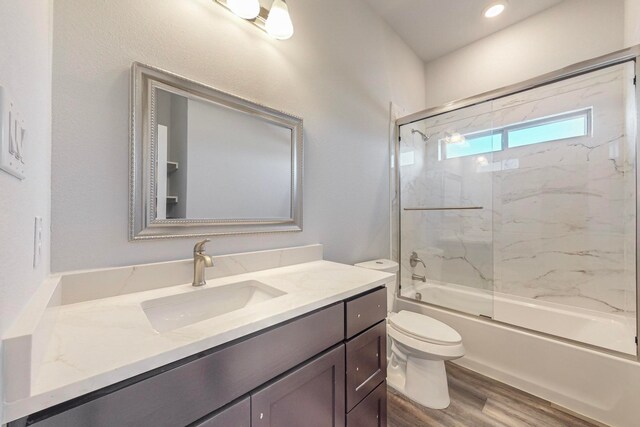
[508,115,588,148]
[445,133,502,159]
[440,109,590,160]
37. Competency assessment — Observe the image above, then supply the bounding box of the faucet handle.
[193,239,210,255]
[409,251,419,267]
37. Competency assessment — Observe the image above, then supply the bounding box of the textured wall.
[423,0,625,109]
[51,0,425,272]
[0,0,52,421]
[625,0,640,47]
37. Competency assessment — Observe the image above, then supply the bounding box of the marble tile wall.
[397,63,637,316]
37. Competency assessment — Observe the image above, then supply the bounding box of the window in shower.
[441,131,502,159]
[506,108,591,148]
[397,61,637,355]
[440,109,592,159]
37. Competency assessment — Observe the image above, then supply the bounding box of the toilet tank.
[354,259,399,312]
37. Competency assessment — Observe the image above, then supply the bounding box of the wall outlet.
[33,216,43,268]
[0,86,26,180]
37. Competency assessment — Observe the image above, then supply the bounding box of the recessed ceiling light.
[483,1,507,18]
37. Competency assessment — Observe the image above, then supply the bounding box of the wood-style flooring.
[387,362,603,427]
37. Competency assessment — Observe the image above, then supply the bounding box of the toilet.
[355,259,464,410]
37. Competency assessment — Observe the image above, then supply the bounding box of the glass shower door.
[398,102,495,318]
[396,60,637,355]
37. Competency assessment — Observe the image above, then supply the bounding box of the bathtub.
[403,281,636,355]
[397,282,640,427]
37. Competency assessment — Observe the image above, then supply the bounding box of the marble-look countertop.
[4,260,393,422]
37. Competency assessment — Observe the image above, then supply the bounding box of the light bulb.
[227,0,260,20]
[266,0,294,40]
[483,1,507,18]
[444,132,466,145]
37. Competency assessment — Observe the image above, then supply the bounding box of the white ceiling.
[363,0,563,62]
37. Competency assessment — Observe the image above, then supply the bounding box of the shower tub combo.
[393,46,640,427]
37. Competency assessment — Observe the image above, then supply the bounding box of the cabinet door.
[251,345,345,427]
[192,397,250,427]
[346,321,386,411]
[346,382,387,427]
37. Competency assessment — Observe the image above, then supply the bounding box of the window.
[443,132,502,160]
[440,108,592,160]
[507,111,590,148]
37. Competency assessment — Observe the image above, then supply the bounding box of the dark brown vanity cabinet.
[344,288,388,427]
[345,288,387,339]
[251,345,346,427]
[346,321,387,412]
[192,398,251,427]
[9,287,387,427]
[346,382,387,427]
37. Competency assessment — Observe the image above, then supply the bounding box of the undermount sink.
[141,280,286,333]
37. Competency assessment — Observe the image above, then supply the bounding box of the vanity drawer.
[345,287,386,339]
[346,321,386,412]
[346,381,387,427]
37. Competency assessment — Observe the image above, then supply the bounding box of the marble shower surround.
[398,63,637,315]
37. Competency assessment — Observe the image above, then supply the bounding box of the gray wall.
[159,91,189,219]
[51,0,425,271]
[422,0,626,109]
[185,97,292,219]
[0,0,52,422]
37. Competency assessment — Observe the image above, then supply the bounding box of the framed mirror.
[129,63,303,240]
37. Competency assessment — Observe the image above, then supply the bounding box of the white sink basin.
[141,280,286,332]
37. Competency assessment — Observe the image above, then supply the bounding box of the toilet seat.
[388,322,465,360]
[389,311,462,345]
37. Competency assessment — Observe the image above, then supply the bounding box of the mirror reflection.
[154,88,293,221]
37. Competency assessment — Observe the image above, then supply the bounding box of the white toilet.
[355,259,464,410]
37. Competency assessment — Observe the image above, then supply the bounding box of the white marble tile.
[60,244,323,304]
[397,63,636,318]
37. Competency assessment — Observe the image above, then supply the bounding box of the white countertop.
[3,258,393,422]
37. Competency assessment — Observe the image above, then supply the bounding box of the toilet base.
[387,352,406,391]
[387,356,451,410]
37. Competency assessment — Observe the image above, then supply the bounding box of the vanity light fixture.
[227,0,260,19]
[265,0,294,40]
[215,0,294,40]
[482,1,507,18]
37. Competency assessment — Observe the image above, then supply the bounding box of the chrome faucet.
[409,251,427,282]
[193,239,214,287]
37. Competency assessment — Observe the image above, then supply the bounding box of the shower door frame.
[394,45,640,360]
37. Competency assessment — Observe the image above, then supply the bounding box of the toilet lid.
[389,311,462,345]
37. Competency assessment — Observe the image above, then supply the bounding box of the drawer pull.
[355,371,380,392]
[260,413,264,420]
[357,313,361,318]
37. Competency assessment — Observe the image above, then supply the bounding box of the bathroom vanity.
[2,245,393,427]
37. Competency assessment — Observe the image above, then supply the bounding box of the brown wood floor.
[387,362,603,427]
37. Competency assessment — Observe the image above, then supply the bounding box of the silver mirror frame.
[129,62,303,240]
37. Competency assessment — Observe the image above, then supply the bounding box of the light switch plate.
[0,86,26,180]
[33,216,43,268]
